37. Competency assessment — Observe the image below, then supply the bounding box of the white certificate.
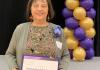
[22,55,58,70]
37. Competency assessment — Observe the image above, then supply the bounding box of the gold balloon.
[85,28,96,38]
[66,38,78,49]
[73,47,86,61]
[80,17,94,30]
[65,0,79,10]
[73,7,86,20]
[63,27,74,38]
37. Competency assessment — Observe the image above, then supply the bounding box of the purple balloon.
[74,27,86,41]
[80,0,94,11]
[65,17,79,29]
[80,0,94,1]
[80,38,93,50]
[62,8,73,18]
[85,48,94,59]
[87,8,96,18]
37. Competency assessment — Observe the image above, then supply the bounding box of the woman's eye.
[33,4,38,7]
[42,5,47,8]
[32,4,47,8]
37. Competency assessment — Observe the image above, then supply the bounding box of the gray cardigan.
[5,22,70,70]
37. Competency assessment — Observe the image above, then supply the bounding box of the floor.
[0,55,100,70]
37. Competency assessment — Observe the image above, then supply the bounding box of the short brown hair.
[26,0,55,21]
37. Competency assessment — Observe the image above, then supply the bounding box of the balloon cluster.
[62,0,96,61]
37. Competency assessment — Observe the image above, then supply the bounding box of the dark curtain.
[94,0,100,56]
[0,0,28,54]
[0,0,100,56]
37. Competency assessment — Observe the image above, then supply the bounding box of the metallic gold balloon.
[63,27,74,38]
[85,28,96,38]
[66,38,78,49]
[65,0,79,10]
[73,47,86,61]
[80,17,94,30]
[73,7,86,20]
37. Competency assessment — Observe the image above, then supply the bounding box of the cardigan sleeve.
[58,29,70,70]
[5,24,22,69]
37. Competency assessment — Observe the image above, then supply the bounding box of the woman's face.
[31,0,48,21]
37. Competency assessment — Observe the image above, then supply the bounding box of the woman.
[5,0,70,70]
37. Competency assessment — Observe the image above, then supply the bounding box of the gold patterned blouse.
[25,24,56,58]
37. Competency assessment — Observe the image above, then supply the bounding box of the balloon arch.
[62,0,96,61]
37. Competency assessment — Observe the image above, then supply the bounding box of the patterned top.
[25,24,56,58]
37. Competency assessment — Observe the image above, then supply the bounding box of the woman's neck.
[32,20,48,27]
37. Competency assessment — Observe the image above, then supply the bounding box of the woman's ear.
[29,16,33,22]
[46,15,49,21]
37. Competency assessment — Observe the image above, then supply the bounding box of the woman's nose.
[37,6,42,11]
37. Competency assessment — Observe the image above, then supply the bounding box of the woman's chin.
[35,17,46,20]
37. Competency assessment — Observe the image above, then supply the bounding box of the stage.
[68,57,100,70]
[0,55,100,70]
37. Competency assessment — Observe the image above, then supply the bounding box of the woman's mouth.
[36,13,44,16]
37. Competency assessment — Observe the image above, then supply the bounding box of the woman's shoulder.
[15,22,30,29]
[13,22,30,33]
[49,22,64,36]
[17,22,30,28]
[49,22,62,28]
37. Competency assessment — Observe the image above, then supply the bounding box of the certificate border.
[21,54,58,70]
